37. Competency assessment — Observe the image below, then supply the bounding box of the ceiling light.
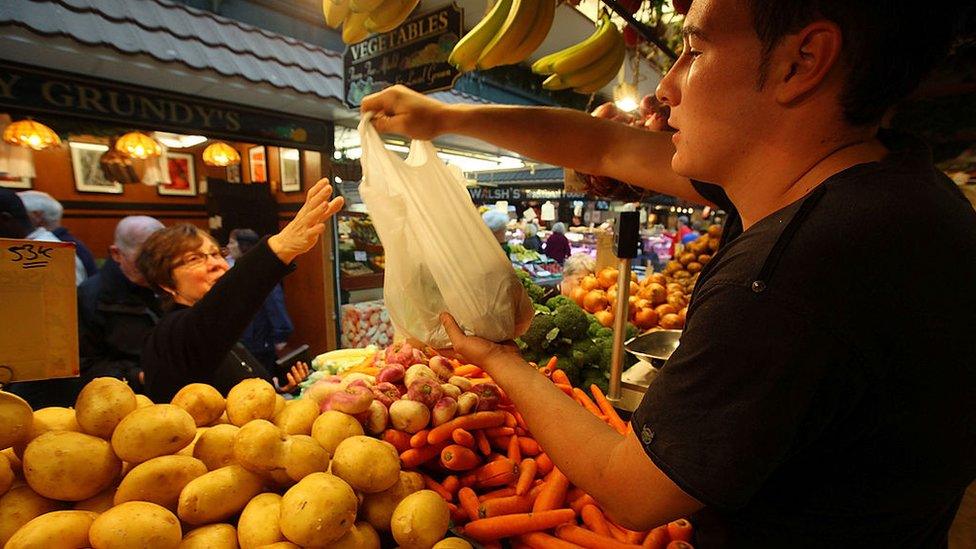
[202,141,241,166]
[155,132,207,149]
[613,82,639,112]
[116,132,161,159]
[3,119,61,150]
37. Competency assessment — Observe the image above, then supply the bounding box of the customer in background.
[137,179,340,402]
[522,222,542,252]
[543,222,572,265]
[228,227,295,373]
[559,253,596,297]
[482,209,511,257]
[18,190,97,277]
[77,216,165,394]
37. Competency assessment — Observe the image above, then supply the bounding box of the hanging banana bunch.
[322,0,422,44]
[449,0,557,72]
[532,13,626,94]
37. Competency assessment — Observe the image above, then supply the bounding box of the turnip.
[404,364,437,389]
[406,379,443,408]
[328,384,374,415]
[371,382,401,408]
[448,376,472,392]
[440,383,461,400]
[474,383,501,412]
[389,400,430,433]
[431,398,458,427]
[457,392,479,416]
[363,400,389,435]
[376,363,405,384]
[427,356,453,381]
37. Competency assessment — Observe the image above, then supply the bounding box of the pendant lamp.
[3,119,61,150]
[203,141,241,167]
[116,131,162,159]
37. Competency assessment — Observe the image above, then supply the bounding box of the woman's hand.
[360,85,452,140]
[268,179,344,263]
[440,313,522,369]
[275,361,310,394]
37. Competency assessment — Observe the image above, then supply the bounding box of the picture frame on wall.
[279,148,301,192]
[226,163,241,183]
[159,152,197,196]
[248,145,267,183]
[0,175,31,189]
[70,142,123,194]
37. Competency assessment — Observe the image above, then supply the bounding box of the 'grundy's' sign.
[0,62,329,148]
[343,4,462,108]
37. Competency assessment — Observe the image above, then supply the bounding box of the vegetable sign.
[0,238,79,384]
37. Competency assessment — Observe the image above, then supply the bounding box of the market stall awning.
[475,167,566,186]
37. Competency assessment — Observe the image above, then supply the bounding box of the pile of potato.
[0,377,467,549]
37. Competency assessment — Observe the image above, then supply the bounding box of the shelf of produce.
[340,271,385,291]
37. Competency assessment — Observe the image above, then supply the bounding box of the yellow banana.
[342,11,371,44]
[573,40,627,94]
[532,14,612,74]
[349,0,384,13]
[507,0,556,65]
[543,35,625,91]
[365,0,420,33]
[476,0,540,69]
[323,0,350,29]
[448,0,514,72]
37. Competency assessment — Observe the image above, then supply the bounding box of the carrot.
[400,441,449,468]
[514,411,529,431]
[572,388,603,417]
[448,502,467,523]
[508,435,523,463]
[607,523,632,543]
[478,486,517,502]
[580,504,613,537]
[463,509,576,543]
[642,526,670,549]
[617,524,649,545]
[458,487,481,521]
[554,383,575,397]
[423,474,453,501]
[454,364,484,377]
[543,356,558,375]
[533,468,570,512]
[479,494,534,518]
[483,542,503,549]
[556,524,642,549]
[428,411,509,445]
[551,368,571,385]
[536,452,554,476]
[381,429,412,453]
[666,519,692,543]
[589,384,628,434]
[505,412,518,428]
[476,430,493,456]
[519,531,587,549]
[569,494,598,514]
[528,480,546,501]
[475,458,517,488]
[460,473,477,487]
[485,427,516,438]
[410,429,430,449]
[666,542,693,549]
[442,475,460,496]
[441,444,482,471]
[566,487,586,503]
[519,437,541,456]
[452,428,475,448]
[516,458,537,496]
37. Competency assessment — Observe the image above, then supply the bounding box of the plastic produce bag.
[358,114,533,348]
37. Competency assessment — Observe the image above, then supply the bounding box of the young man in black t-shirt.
[360,1,974,546]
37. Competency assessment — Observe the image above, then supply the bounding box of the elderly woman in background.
[137,179,342,402]
[522,222,542,252]
[559,253,596,297]
[543,222,572,265]
[482,209,511,256]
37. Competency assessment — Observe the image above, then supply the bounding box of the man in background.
[18,190,97,277]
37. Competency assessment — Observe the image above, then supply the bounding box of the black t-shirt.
[631,131,976,547]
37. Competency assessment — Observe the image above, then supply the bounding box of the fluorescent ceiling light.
[155,132,207,149]
[339,144,524,173]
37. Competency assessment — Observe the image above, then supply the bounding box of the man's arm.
[440,314,702,529]
[361,86,713,207]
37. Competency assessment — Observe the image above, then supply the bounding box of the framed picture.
[279,148,301,192]
[226,163,241,183]
[159,152,197,196]
[0,175,31,189]
[248,146,267,183]
[70,142,122,194]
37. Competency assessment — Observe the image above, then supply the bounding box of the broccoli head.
[545,295,576,310]
[533,303,552,314]
[587,321,603,338]
[571,339,603,369]
[625,323,639,341]
[552,304,589,340]
[596,327,614,339]
[527,283,546,303]
[520,314,559,349]
[581,369,610,395]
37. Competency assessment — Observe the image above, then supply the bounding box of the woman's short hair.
[524,223,538,237]
[137,223,216,296]
[551,222,567,234]
[563,253,595,278]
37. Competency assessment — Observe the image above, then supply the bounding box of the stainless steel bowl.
[625,330,682,369]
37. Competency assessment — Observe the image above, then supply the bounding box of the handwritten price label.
[7,243,56,269]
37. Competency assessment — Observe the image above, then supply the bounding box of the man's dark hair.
[748,1,966,126]
[229,228,260,254]
[0,188,32,238]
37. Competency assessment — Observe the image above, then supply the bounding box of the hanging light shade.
[202,141,241,166]
[3,119,61,150]
[116,131,162,159]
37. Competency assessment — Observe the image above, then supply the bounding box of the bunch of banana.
[322,0,422,44]
[449,0,556,72]
[532,14,626,94]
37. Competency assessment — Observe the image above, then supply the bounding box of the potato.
[180,523,239,549]
[211,411,231,426]
[0,452,13,497]
[279,473,357,547]
[1,448,21,477]
[4,510,97,548]
[75,377,138,439]
[90,501,182,549]
[311,410,364,455]
[178,427,209,457]
[23,431,121,501]
[0,485,61,546]
[392,490,450,549]
[329,521,380,549]
[282,435,329,483]
[13,406,81,457]
[193,424,239,470]
[178,465,265,525]
[331,436,400,493]
[274,394,286,417]
[226,379,276,427]
[115,455,208,511]
[234,420,288,473]
[0,391,32,450]
[360,471,425,532]
[135,394,154,408]
[237,493,285,549]
[172,384,226,427]
[272,399,319,436]
[254,543,300,549]
[112,404,196,463]
[432,538,474,549]
[74,486,117,513]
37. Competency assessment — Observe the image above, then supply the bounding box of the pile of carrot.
[391,355,696,549]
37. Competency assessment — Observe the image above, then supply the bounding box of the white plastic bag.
[358,115,533,348]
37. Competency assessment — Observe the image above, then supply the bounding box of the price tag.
[354,251,368,262]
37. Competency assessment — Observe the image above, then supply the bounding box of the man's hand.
[440,313,521,367]
[275,361,310,394]
[268,179,344,264]
[360,85,452,140]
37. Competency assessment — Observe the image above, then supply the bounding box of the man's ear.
[109,245,123,263]
[772,20,844,106]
